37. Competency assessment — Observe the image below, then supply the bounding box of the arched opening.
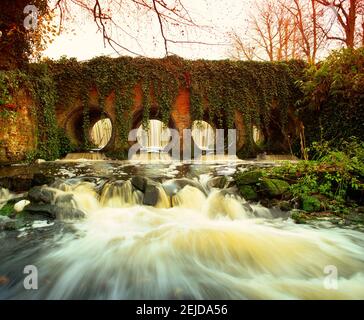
[191,120,215,151]
[137,119,171,152]
[64,107,114,151]
[90,118,112,150]
[252,125,265,144]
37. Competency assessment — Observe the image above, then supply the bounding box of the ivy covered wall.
[0,55,304,162]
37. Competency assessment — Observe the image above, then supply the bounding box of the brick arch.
[130,106,178,131]
[62,104,116,151]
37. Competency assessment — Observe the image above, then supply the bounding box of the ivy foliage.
[296,48,364,149]
[1,55,303,160]
[46,56,302,154]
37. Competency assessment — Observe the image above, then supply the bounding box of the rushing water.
[0,160,364,299]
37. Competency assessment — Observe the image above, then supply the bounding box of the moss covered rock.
[235,170,263,185]
[301,195,321,212]
[291,210,311,224]
[239,185,258,201]
[259,178,290,198]
[0,202,14,216]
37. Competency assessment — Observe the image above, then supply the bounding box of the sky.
[43,0,253,61]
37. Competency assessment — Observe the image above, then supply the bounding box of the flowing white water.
[5,178,363,300]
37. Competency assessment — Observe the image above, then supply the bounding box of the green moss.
[301,195,321,212]
[235,170,263,185]
[0,202,14,216]
[260,178,290,197]
[291,211,310,224]
[239,185,258,201]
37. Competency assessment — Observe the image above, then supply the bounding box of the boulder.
[143,184,159,206]
[235,170,263,185]
[24,203,85,220]
[131,176,148,192]
[0,215,17,231]
[207,176,228,189]
[14,200,30,212]
[238,185,258,201]
[27,186,58,204]
[162,178,206,196]
[291,210,310,224]
[260,178,290,198]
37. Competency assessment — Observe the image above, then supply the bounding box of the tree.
[0,0,204,69]
[52,0,202,57]
[230,0,329,63]
[286,0,328,63]
[316,0,364,48]
[230,0,300,61]
[0,0,53,69]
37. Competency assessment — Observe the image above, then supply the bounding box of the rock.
[291,210,310,224]
[260,178,290,198]
[0,173,55,193]
[0,215,17,230]
[35,159,46,164]
[239,185,258,201]
[301,195,321,212]
[207,176,228,189]
[0,175,33,192]
[24,203,85,220]
[235,170,263,185]
[24,204,58,218]
[27,186,58,204]
[31,173,55,187]
[275,200,292,211]
[143,184,159,206]
[14,200,30,212]
[162,178,206,196]
[131,176,148,192]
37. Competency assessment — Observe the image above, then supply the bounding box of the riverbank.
[234,144,364,226]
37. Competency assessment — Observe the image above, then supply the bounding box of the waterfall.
[1,174,364,300]
[62,152,107,161]
[192,120,215,151]
[90,118,112,149]
[137,120,171,152]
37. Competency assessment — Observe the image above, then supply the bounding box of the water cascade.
[1,170,364,300]
[137,120,171,152]
[90,118,112,150]
[62,152,108,161]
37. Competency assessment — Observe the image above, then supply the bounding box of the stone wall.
[0,90,37,163]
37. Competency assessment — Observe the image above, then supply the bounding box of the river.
[0,159,363,299]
